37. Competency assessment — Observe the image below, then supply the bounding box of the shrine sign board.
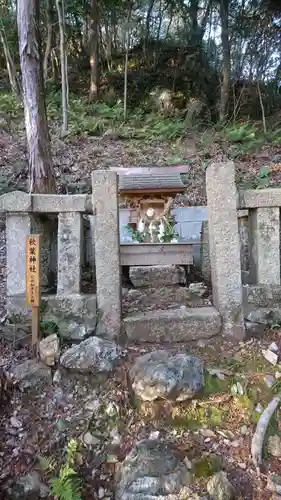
[26,235,41,307]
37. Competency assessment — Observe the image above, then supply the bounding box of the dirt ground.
[1,330,281,498]
[1,123,281,498]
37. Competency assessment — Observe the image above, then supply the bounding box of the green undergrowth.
[0,92,23,119]
[50,96,187,141]
[39,439,82,500]
[2,90,281,148]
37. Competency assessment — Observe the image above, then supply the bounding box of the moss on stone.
[171,402,227,430]
[193,454,223,478]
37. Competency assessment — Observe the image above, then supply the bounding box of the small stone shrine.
[112,166,187,243]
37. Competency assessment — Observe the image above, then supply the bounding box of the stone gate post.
[206,161,245,339]
[248,207,280,285]
[92,171,122,339]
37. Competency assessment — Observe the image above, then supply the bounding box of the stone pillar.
[248,207,280,285]
[238,211,250,285]
[206,162,245,339]
[92,170,121,339]
[6,213,32,298]
[57,212,82,295]
[200,220,211,284]
[31,216,55,291]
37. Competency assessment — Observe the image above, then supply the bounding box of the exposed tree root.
[251,391,281,475]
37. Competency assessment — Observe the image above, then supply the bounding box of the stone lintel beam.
[238,189,281,209]
[0,192,92,213]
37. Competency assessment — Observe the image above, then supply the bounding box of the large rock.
[60,336,122,373]
[9,359,52,391]
[115,440,192,500]
[268,435,281,457]
[244,320,266,339]
[39,333,60,366]
[245,307,281,326]
[129,350,204,401]
[9,472,49,499]
[207,472,235,500]
[42,294,97,341]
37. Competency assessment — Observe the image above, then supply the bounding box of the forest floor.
[2,329,281,499]
[2,103,281,498]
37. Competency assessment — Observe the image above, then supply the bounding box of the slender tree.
[89,0,100,102]
[56,0,68,134]
[219,0,231,121]
[17,0,55,193]
[0,22,19,94]
[43,0,55,82]
[124,2,133,120]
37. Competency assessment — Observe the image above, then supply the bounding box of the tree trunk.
[17,0,55,193]
[144,0,155,51]
[51,47,59,83]
[43,0,55,81]
[104,20,112,70]
[0,25,19,94]
[56,0,68,134]
[124,3,132,120]
[156,0,164,42]
[219,0,230,122]
[89,0,100,102]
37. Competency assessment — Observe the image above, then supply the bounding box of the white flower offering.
[146,207,155,218]
[137,218,145,233]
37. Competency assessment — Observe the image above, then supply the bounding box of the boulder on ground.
[60,336,122,373]
[207,471,235,500]
[115,439,192,500]
[9,359,52,391]
[129,350,204,401]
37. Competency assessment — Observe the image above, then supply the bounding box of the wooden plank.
[120,243,193,266]
[26,235,41,349]
[31,306,40,348]
[26,235,41,307]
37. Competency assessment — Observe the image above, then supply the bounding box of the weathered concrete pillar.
[206,161,245,339]
[92,170,121,339]
[6,213,32,299]
[57,212,82,295]
[248,207,280,285]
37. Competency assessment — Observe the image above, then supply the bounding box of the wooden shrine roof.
[110,166,189,194]
[118,173,185,192]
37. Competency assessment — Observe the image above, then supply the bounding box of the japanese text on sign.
[26,235,40,307]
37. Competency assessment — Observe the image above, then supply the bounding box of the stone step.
[123,306,221,343]
[129,265,186,288]
[122,285,210,314]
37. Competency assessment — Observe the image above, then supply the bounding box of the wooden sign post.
[26,235,41,351]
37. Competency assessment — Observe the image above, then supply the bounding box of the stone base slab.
[123,306,221,343]
[122,286,209,314]
[7,294,97,341]
[129,265,187,288]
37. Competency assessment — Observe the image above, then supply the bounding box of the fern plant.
[39,439,82,500]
